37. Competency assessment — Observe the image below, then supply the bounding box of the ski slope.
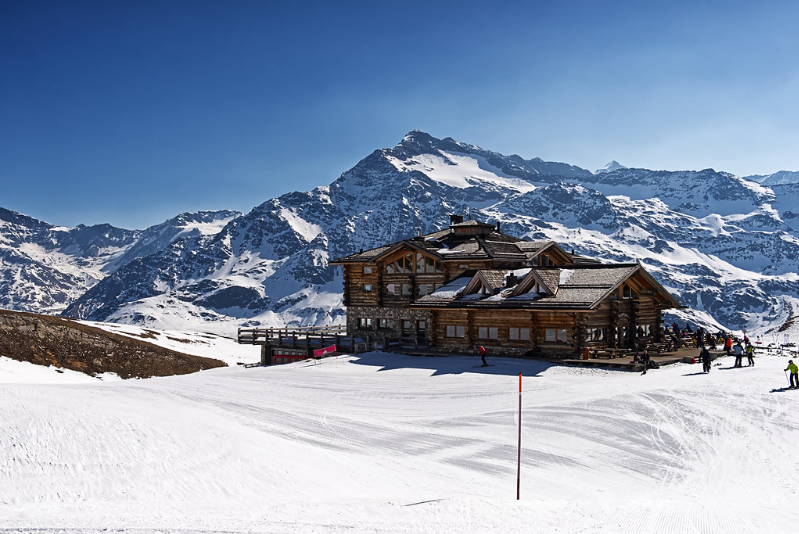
[1,350,798,533]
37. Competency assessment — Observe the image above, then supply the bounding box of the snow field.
[1,350,798,533]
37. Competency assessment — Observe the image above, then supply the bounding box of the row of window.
[363,253,557,278]
[356,318,656,343]
[363,283,444,296]
[442,326,656,343]
[357,318,427,331]
[445,325,532,341]
[385,253,443,275]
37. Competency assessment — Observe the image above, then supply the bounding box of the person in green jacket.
[786,360,798,389]
[745,342,756,366]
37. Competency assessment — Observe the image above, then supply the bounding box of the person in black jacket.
[700,346,711,373]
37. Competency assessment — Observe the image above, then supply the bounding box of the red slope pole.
[517,372,522,500]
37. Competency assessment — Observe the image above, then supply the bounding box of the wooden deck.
[558,346,720,371]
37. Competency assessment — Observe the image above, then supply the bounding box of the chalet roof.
[534,269,561,294]
[412,264,669,311]
[451,219,494,228]
[330,222,570,265]
[473,269,508,293]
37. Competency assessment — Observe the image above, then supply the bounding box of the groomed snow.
[2,348,798,533]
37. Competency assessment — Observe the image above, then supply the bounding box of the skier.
[478,345,487,367]
[745,342,756,366]
[700,346,711,373]
[641,349,651,375]
[786,360,798,389]
[733,340,744,368]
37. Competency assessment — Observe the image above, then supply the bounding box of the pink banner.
[314,344,336,358]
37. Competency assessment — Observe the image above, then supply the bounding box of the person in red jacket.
[724,335,733,356]
[478,345,487,366]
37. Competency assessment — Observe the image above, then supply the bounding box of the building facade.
[330,216,680,357]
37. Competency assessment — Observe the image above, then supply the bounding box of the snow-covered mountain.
[595,160,627,173]
[4,130,799,337]
[0,209,240,315]
[745,170,799,185]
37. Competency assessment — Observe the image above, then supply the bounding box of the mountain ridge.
[3,130,799,338]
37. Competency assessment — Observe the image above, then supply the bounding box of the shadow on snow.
[346,351,562,378]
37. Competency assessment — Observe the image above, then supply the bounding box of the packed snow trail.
[1,351,798,533]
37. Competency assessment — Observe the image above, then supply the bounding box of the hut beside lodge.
[329,215,681,358]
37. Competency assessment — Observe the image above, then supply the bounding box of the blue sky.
[2,0,798,229]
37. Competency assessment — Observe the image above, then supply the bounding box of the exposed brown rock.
[0,309,226,379]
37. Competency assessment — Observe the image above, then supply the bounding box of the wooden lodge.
[329,215,681,358]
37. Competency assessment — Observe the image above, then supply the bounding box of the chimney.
[505,272,517,287]
[496,221,501,233]
[449,214,464,225]
[417,229,422,237]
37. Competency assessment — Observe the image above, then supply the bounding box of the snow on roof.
[429,276,471,299]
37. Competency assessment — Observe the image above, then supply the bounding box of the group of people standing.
[729,338,756,368]
[691,327,755,372]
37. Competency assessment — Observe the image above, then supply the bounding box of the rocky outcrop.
[0,309,225,378]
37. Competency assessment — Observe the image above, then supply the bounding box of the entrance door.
[416,319,427,345]
[618,326,630,348]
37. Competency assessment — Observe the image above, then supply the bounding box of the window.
[402,283,411,296]
[446,325,465,338]
[378,318,393,329]
[459,264,469,269]
[586,328,605,342]
[425,256,442,273]
[386,253,413,274]
[622,284,638,299]
[510,327,530,341]
[386,284,396,295]
[363,267,372,274]
[358,318,373,329]
[478,327,498,340]
[419,283,432,296]
[400,253,413,273]
[364,284,372,291]
[546,328,568,343]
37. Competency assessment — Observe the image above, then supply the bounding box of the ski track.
[2,353,799,533]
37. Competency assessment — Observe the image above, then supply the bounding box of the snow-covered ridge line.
[4,130,799,338]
